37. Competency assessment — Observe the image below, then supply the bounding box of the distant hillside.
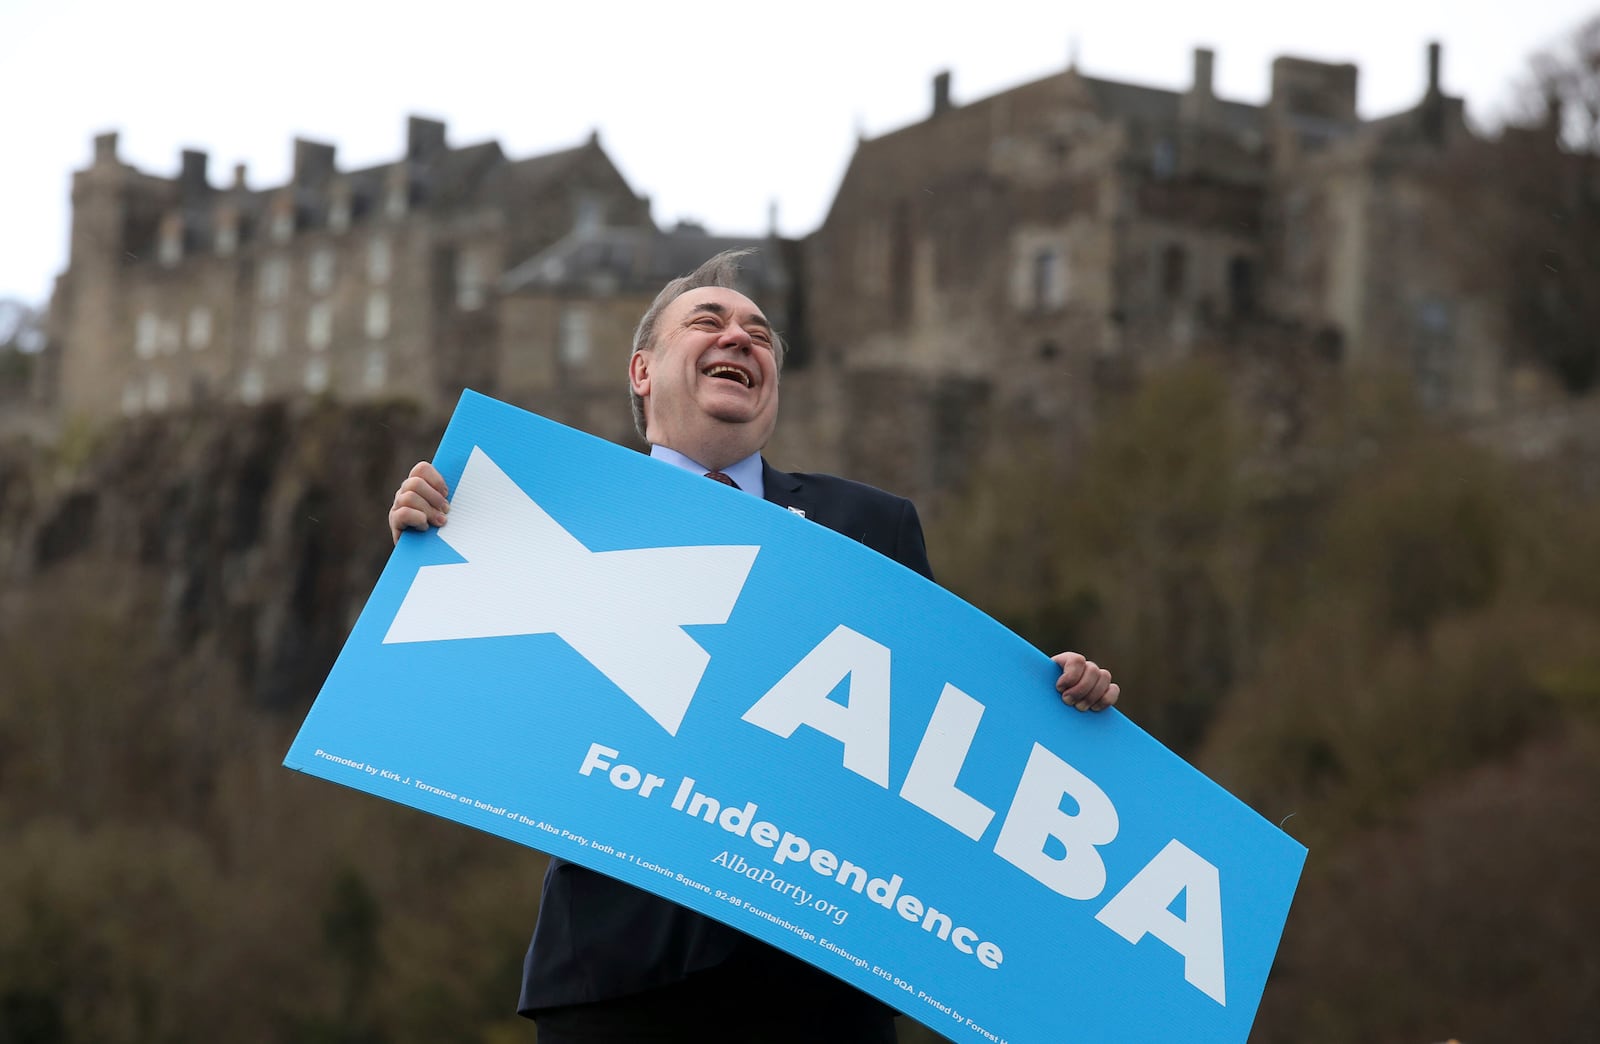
[0,399,446,711]
[1,382,1597,1043]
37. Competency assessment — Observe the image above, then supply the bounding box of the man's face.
[629,286,780,467]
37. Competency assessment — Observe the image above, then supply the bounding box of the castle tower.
[57,132,136,420]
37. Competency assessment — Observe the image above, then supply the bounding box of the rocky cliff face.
[5,383,1600,1043]
[0,400,448,711]
[0,376,993,714]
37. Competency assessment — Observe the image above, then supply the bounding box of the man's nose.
[717,323,754,349]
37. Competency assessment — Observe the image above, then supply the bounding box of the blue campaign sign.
[285,389,1305,1044]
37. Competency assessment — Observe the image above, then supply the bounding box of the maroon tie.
[704,471,740,490]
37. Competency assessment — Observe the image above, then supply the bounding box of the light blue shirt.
[648,445,765,500]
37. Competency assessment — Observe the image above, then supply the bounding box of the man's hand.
[388,461,450,545]
[1053,652,1118,712]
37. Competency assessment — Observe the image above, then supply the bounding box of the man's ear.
[628,349,650,397]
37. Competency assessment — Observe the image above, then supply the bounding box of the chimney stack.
[180,149,209,195]
[1181,47,1219,126]
[93,131,119,166]
[1426,41,1441,96]
[932,70,952,117]
[232,163,248,190]
[1193,47,1215,99]
[293,138,337,186]
[407,116,448,162]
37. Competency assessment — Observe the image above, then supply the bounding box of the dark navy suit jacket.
[518,461,933,1016]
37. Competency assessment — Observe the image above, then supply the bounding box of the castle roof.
[501,222,788,295]
[146,124,618,248]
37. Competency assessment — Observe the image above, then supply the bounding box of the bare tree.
[1525,13,1600,153]
[0,299,44,354]
[1494,15,1600,394]
[0,299,44,396]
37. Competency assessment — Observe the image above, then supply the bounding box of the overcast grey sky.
[1,0,1593,306]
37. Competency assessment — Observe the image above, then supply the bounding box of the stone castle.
[35,42,1579,487]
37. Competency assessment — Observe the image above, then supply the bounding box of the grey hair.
[628,248,787,439]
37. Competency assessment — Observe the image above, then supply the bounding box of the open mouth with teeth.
[702,363,754,388]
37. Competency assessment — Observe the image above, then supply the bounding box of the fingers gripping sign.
[1053,651,1119,713]
[389,460,451,544]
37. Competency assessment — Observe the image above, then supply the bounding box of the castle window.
[365,291,390,340]
[1033,248,1068,311]
[187,307,212,350]
[889,201,912,321]
[385,178,408,220]
[145,372,169,411]
[1412,299,1454,410]
[1152,138,1177,179]
[271,206,294,243]
[363,347,388,390]
[1228,256,1256,315]
[1162,244,1187,300]
[858,220,889,297]
[559,306,591,365]
[305,356,330,394]
[368,237,391,284]
[255,310,283,355]
[309,248,336,294]
[216,219,238,256]
[455,251,485,311]
[239,367,264,405]
[328,195,351,233]
[158,218,183,267]
[308,301,333,350]
[135,311,159,357]
[259,257,289,302]
[575,195,603,236]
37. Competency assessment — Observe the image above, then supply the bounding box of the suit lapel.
[761,460,809,519]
